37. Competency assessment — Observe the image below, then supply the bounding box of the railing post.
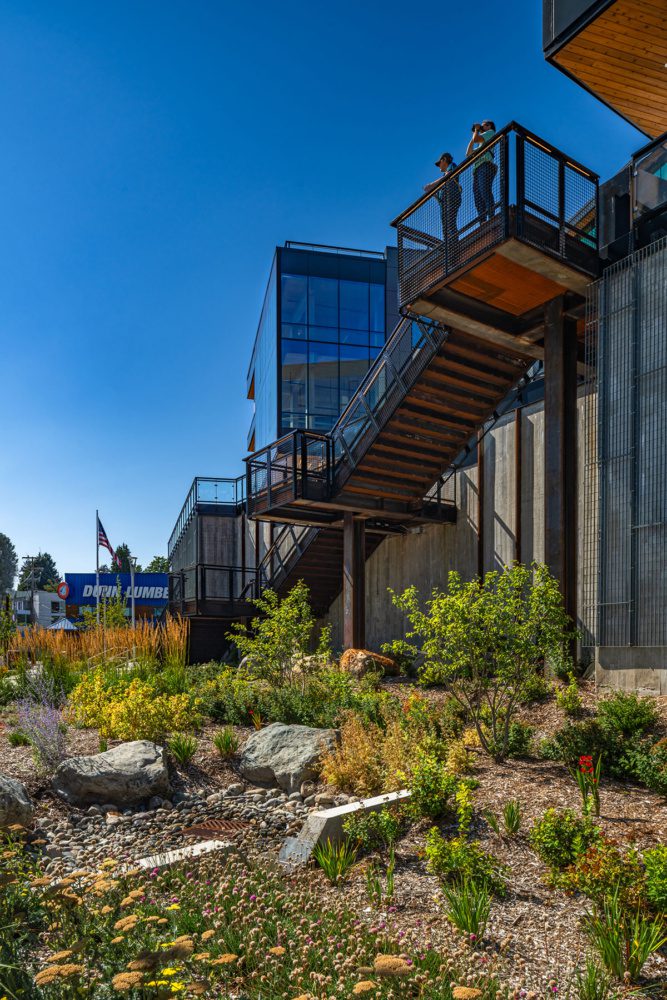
[267,451,272,508]
[503,132,512,239]
[558,156,566,257]
[300,432,308,499]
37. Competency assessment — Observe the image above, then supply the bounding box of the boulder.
[339,648,401,679]
[239,722,338,793]
[52,741,171,808]
[0,775,33,828]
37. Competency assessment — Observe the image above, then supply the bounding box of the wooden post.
[544,296,578,626]
[343,512,366,650]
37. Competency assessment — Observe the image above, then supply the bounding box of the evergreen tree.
[0,533,18,592]
[18,552,60,591]
[111,544,142,574]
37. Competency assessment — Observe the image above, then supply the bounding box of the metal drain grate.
[180,818,250,841]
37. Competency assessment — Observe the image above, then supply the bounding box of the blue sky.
[0,0,641,577]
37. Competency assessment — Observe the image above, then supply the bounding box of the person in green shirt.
[466,120,497,222]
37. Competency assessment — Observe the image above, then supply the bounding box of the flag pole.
[95,509,100,626]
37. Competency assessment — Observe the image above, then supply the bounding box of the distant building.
[12,590,65,629]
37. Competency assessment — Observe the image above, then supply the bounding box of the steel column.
[515,407,522,564]
[477,434,485,578]
[544,296,578,626]
[343,512,366,650]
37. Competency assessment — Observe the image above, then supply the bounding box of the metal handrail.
[168,475,245,559]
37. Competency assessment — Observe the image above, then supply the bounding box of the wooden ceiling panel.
[449,253,568,316]
[553,0,667,137]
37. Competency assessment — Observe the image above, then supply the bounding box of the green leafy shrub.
[539,719,611,766]
[562,837,645,908]
[425,829,507,896]
[408,753,458,819]
[442,878,491,938]
[387,562,576,761]
[644,844,667,914]
[529,808,600,873]
[555,674,583,716]
[518,670,551,704]
[621,739,667,794]
[343,805,407,857]
[455,782,474,836]
[584,889,666,982]
[7,729,30,747]
[597,690,658,738]
[506,721,533,758]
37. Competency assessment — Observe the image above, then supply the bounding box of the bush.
[408,753,458,819]
[562,837,645,908]
[597,690,658,738]
[69,671,200,742]
[425,829,507,896]
[644,844,667,914]
[343,806,407,857]
[539,720,613,768]
[621,738,667,794]
[518,670,551,705]
[387,563,576,761]
[320,711,408,796]
[555,674,583,717]
[529,808,600,873]
[506,721,533,758]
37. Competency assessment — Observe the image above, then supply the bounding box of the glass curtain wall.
[251,256,278,450]
[280,273,385,434]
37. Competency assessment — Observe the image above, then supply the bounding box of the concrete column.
[544,296,578,626]
[343,512,366,649]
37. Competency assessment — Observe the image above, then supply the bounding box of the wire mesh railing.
[393,122,598,308]
[245,431,332,516]
[169,564,259,613]
[330,313,448,487]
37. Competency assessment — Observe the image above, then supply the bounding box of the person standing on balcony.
[424,152,462,248]
[467,120,497,222]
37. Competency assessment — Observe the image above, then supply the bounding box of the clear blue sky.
[0,0,641,578]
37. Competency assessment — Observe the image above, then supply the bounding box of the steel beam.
[343,512,366,649]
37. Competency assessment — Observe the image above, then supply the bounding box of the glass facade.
[280,271,385,434]
[248,246,396,450]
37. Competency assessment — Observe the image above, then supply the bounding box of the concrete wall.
[325,391,594,656]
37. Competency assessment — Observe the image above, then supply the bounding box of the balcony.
[543,0,667,137]
[169,564,258,619]
[392,123,598,338]
[168,476,245,563]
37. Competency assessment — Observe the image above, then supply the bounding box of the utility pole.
[22,556,42,627]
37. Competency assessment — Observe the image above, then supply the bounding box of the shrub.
[425,829,507,896]
[387,563,576,761]
[556,674,583,716]
[539,720,612,768]
[529,808,600,873]
[227,580,323,689]
[597,690,658,738]
[69,671,200,742]
[584,889,666,982]
[213,726,239,757]
[16,675,67,772]
[312,838,357,884]
[506,721,533,758]
[644,844,667,914]
[408,753,458,819]
[445,739,472,775]
[320,713,391,796]
[6,729,30,747]
[167,733,198,765]
[343,806,407,857]
[518,670,551,704]
[442,878,491,939]
[621,738,667,794]
[455,782,474,836]
[562,837,645,908]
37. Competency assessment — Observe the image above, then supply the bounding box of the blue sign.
[65,573,168,608]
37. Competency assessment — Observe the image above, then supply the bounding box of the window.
[339,344,370,409]
[309,276,338,328]
[308,342,339,422]
[370,283,385,332]
[340,280,369,331]
[281,274,307,324]
[282,323,307,340]
[281,340,308,427]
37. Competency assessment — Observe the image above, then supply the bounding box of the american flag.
[97,516,116,563]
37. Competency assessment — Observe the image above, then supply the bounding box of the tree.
[0,533,18,592]
[228,580,319,689]
[0,593,16,656]
[18,552,60,592]
[145,555,169,573]
[111,544,142,574]
[385,563,576,761]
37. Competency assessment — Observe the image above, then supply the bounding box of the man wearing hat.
[424,152,462,253]
[467,120,497,223]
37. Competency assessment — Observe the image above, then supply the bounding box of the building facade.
[64,573,169,622]
[12,590,66,629]
[247,243,399,452]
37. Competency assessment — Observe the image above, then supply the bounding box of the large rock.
[52,741,171,808]
[0,775,33,828]
[340,648,401,679]
[239,722,338,793]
